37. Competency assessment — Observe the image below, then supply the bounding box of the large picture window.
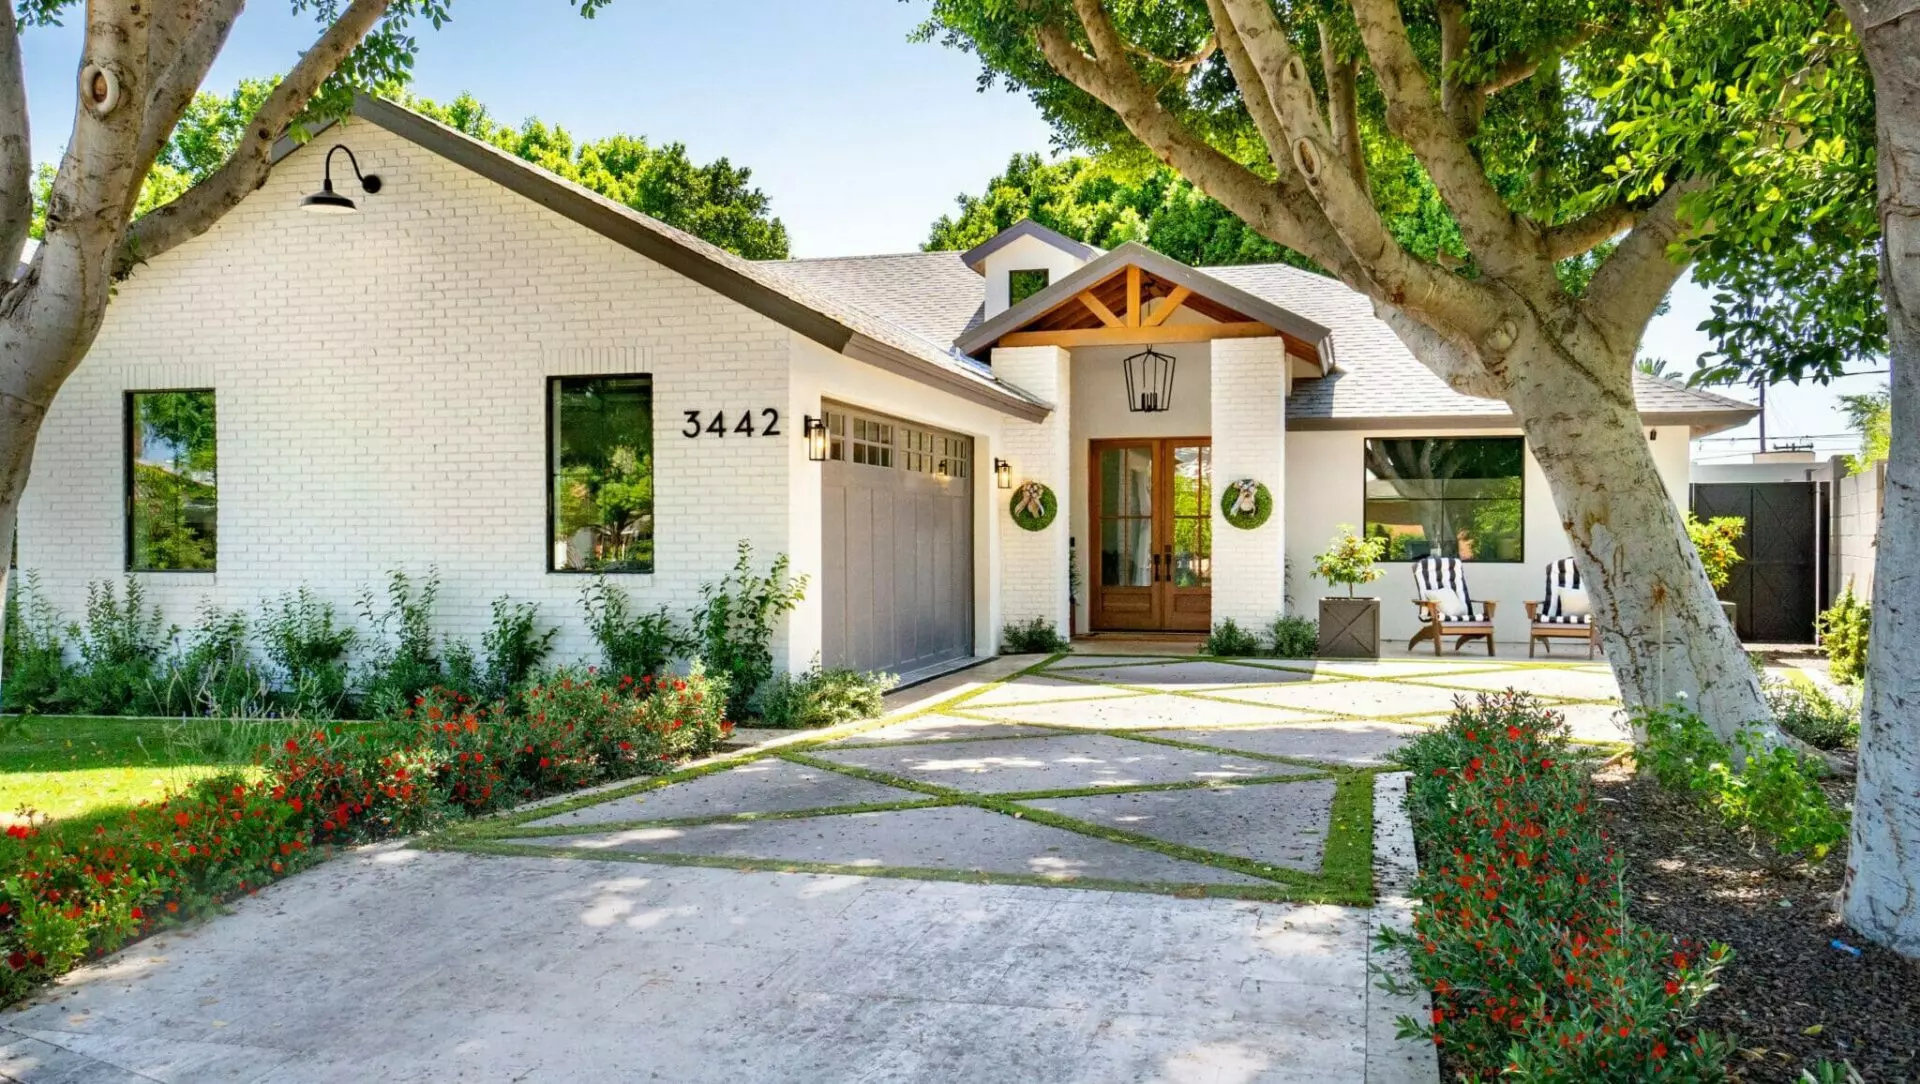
[126,390,218,571]
[549,374,654,573]
[1363,437,1524,562]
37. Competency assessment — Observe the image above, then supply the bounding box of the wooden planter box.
[1318,596,1381,659]
[1720,600,1739,638]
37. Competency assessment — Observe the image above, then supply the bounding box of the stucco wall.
[1832,458,1883,601]
[977,234,1096,319]
[18,118,798,668]
[1284,424,1692,644]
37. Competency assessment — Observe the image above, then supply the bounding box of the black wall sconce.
[994,458,1013,489]
[804,415,828,461]
[301,145,382,214]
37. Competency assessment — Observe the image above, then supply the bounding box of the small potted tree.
[1313,526,1388,658]
[1686,513,1745,632]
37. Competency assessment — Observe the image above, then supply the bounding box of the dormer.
[962,220,1100,319]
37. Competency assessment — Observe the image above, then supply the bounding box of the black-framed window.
[1363,437,1524,562]
[549,374,653,573]
[1008,268,1050,306]
[126,390,218,572]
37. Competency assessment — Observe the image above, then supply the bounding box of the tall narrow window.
[126,390,218,571]
[549,374,654,572]
[1363,437,1525,562]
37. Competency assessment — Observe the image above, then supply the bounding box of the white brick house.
[15,96,1756,683]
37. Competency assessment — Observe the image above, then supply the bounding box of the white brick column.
[991,346,1072,639]
[1210,337,1289,627]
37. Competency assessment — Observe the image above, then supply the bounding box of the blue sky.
[17,1,1879,459]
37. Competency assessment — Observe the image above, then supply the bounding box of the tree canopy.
[404,93,790,260]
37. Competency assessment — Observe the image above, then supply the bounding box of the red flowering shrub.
[0,665,735,1005]
[1381,692,1734,1081]
[0,775,310,1003]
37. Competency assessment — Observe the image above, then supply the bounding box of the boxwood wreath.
[1009,481,1058,531]
[1221,479,1273,530]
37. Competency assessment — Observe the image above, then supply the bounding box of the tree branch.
[116,0,394,278]
[1437,0,1485,137]
[1545,200,1637,260]
[1346,0,1544,286]
[1123,33,1218,76]
[130,0,247,203]
[1582,179,1707,356]
[1318,21,1366,188]
[1033,12,1355,280]
[0,7,31,273]
[1209,0,1499,330]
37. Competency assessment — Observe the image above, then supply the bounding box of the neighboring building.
[15,97,1757,683]
[1690,449,1883,642]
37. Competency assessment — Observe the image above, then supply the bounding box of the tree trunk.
[1840,0,1920,959]
[1503,329,1773,740]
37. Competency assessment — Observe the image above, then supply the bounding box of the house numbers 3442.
[682,408,782,439]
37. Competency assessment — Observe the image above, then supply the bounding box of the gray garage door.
[821,405,975,680]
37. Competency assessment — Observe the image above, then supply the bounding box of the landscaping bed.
[1597,767,1920,1082]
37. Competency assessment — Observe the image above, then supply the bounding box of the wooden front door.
[1089,438,1212,632]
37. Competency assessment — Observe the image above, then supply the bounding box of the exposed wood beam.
[1142,285,1193,328]
[1078,291,1125,328]
[997,321,1279,349]
[1126,266,1143,327]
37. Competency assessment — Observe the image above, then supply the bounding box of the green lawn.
[0,716,341,824]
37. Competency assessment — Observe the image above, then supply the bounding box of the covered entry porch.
[959,243,1332,638]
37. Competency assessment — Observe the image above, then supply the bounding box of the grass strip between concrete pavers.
[429,653,1068,843]
[469,796,956,841]
[981,772,1331,802]
[780,747,1373,903]
[434,838,1327,903]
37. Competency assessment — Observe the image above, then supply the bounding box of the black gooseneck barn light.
[301,145,383,214]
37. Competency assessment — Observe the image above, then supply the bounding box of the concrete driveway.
[0,653,1622,1083]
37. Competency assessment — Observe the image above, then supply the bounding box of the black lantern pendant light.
[301,144,382,214]
[1123,346,1176,413]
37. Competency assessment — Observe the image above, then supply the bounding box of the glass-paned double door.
[1089,438,1212,631]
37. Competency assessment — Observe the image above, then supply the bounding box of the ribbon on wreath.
[1232,479,1261,515]
[1014,481,1048,519]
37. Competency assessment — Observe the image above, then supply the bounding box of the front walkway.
[0,654,1624,1083]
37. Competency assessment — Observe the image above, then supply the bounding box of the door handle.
[1150,552,1163,583]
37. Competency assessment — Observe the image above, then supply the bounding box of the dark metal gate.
[1690,482,1822,643]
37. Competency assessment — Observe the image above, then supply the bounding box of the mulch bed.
[1595,767,1920,1082]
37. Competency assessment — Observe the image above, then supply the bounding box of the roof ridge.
[770,250,964,264]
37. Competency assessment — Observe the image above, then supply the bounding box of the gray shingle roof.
[773,248,1755,434]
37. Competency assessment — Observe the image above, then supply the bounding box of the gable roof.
[958,219,1100,272]
[290,97,1048,421]
[955,242,1336,368]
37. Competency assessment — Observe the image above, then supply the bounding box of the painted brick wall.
[17,118,794,668]
[1210,338,1289,626]
[990,346,1071,635]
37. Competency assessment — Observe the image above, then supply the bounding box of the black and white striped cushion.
[1535,613,1590,625]
[1413,556,1487,622]
[1539,558,1582,619]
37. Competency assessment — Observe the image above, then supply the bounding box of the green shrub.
[1201,618,1262,657]
[1685,512,1746,591]
[1763,673,1858,751]
[690,542,807,719]
[1000,616,1070,654]
[1636,701,1848,869]
[446,597,557,702]
[158,604,270,718]
[1383,693,1733,1081]
[1265,614,1318,658]
[258,588,356,719]
[355,569,446,719]
[2,571,72,714]
[749,664,897,728]
[580,576,687,680]
[65,579,171,715]
[1815,584,1869,684]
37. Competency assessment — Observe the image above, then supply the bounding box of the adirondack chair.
[1409,556,1497,656]
[1524,557,1598,658]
